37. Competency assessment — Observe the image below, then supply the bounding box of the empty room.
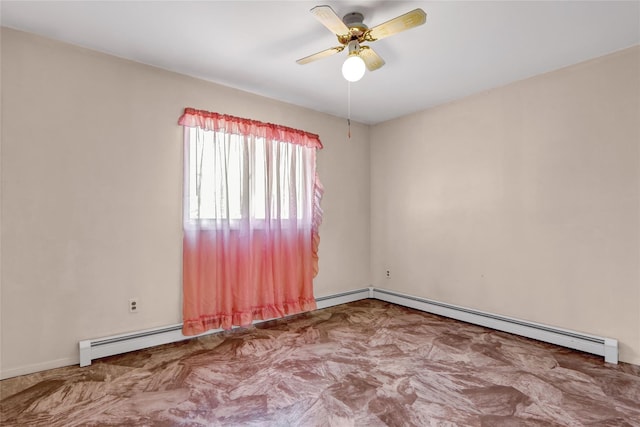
[1,1,639,425]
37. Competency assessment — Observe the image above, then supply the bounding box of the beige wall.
[371,46,640,364]
[0,28,371,378]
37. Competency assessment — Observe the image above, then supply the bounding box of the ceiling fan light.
[342,55,366,82]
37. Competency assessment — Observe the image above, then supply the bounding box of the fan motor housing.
[340,12,368,43]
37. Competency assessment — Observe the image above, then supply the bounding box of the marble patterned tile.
[1,299,639,426]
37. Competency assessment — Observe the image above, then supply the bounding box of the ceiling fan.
[296,5,427,82]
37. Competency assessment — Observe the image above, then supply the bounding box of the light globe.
[342,55,366,82]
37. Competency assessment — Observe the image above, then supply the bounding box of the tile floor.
[1,299,639,426]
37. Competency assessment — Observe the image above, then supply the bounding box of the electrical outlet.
[386,270,391,279]
[129,298,139,313]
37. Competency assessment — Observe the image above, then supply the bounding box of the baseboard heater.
[79,288,371,367]
[371,287,618,364]
[79,286,617,367]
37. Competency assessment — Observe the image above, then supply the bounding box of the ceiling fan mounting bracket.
[343,12,364,27]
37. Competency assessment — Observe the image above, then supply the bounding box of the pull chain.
[347,81,351,139]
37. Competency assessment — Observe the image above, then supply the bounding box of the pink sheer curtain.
[178,108,323,336]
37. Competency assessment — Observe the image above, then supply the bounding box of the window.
[178,108,323,335]
[186,127,308,222]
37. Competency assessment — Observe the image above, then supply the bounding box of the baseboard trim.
[1,357,78,380]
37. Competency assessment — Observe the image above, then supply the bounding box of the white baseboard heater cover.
[371,287,618,364]
[79,286,617,367]
[79,288,370,367]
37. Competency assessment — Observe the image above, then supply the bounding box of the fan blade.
[311,5,350,36]
[359,46,385,71]
[296,46,345,65]
[367,9,427,41]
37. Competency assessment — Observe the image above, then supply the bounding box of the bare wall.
[371,46,640,364]
[0,28,371,378]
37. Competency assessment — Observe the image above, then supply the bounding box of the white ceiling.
[2,1,639,124]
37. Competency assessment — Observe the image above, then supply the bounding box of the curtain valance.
[178,107,323,149]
